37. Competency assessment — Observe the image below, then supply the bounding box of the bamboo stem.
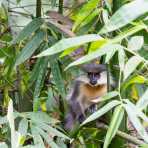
[36,0,41,17]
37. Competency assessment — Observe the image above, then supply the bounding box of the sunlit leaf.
[88,39,107,53]
[72,0,99,31]
[99,0,148,34]
[124,103,148,143]
[122,75,145,91]
[0,116,7,124]
[124,56,142,80]
[15,31,45,66]
[7,100,19,148]
[91,91,119,103]
[118,48,125,71]
[33,126,59,148]
[31,126,45,148]
[137,89,148,110]
[103,105,124,148]
[66,44,123,69]
[37,122,70,140]
[128,36,144,51]
[0,143,8,148]
[12,18,44,44]
[35,34,103,58]
[124,100,148,123]
[18,118,28,136]
[81,100,121,125]
[27,112,59,124]
[105,47,119,63]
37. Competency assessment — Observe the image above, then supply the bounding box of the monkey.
[64,63,115,131]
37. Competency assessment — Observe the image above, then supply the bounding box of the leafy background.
[0,0,148,147]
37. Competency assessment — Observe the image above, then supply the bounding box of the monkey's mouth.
[89,81,97,86]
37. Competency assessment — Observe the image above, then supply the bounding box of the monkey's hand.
[87,104,97,114]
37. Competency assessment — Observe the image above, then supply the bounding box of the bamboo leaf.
[72,0,99,29]
[99,0,148,34]
[0,116,7,124]
[118,48,125,71]
[0,143,8,148]
[137,89,148,110]
[27,112,59,124]
[124,56,142,80]
[50,59,66,97]
[7,100,19,148]
[124,100,148,123]
[31,126,45,148]
[124,103,148,143]
[37,122,70,140]
[122,75,145,91]
[105,47,120,63]
[72,0,100,31]
[81,100,121,126]
[35,34,103,58]
[18,118,28,136]
[66,44,123,69]
[92,91,119,103]
[128,36,144,51]
[33,126,59,148]
[12,18,44,44]
[103,105,124,148]
[15,31,45,66]
[33,57,49,111]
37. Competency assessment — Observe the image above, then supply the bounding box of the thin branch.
[96,122,145,146]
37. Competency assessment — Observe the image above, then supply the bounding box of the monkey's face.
[87,71,107,86]
[76,71,107,86]
[87,72,100,86]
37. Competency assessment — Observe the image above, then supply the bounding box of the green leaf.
[33,57,49,111]
[137,89,148,110]
[33,126,59,148]
[31,126,45,148]
[12,18,44,44]
[124,100,148,123]
[72,0,99,31]
[35,34,103,58]
[99,0,148,34]
[128,36,144,51]
[7,100,19,148]
[50,60,66,98]
[124,103,148,143]
[92,91,119,103]
[103,105,124,148]
[124,56,142,80]
[0,116,7,124]
[37,122,70,140]
[27,112,59,124]
[122,75,145,91]
[15,31,45,66]
[0,143,8,148]
[66,44,123,69]
[105,46,121,63]
[81,100,121,126]
[118,48,125,71]
[18,118,28,136]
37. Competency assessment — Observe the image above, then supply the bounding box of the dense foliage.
[0,0,148,147]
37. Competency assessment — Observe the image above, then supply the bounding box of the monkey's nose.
[90,81,97,85]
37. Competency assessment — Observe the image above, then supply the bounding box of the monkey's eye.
[95,73,100,77]
[87,72,92,77]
